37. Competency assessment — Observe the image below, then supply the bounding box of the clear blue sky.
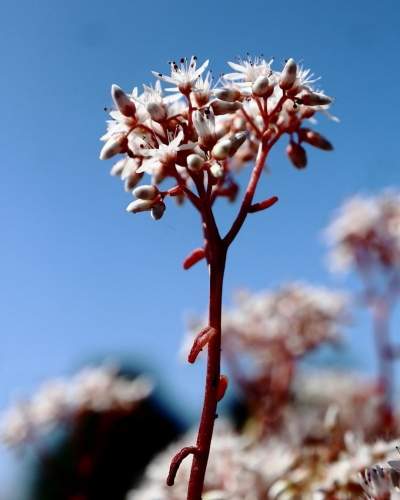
[1,0,399,496]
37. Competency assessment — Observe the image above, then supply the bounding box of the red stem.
[224,135,281,247]
[372,300,394,428]
[187,244,226,500]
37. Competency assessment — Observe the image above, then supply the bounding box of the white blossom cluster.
[100,55,334,219]
[0,365,152,448]
[127,423,296,500]
[293,370,384,439]
[220,283,348,362]
[326,191,400,273]
[127,420,400,499]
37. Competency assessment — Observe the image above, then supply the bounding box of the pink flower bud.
[151,201,166,220]
[298,128,333,151]
[298,106,315,119]
[187,154,205,171]
[212,139,232,160]
[133,185,159,200]
[279,58,297,90]
[99,134,126,160]
[146,102,167,122]
[211,99,242,115]
[299,92,332,106]
[214,88,242,102]
[252,76,273,97]
[126,199,154,213]
[111,84,136,117]
[286,141,307,169]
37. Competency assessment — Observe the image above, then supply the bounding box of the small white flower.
[224,56,273,88]
[192,71,214,107]
[153,56,209,95]
[137,130,192,175]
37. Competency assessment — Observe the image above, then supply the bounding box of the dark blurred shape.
[29,366,183,500]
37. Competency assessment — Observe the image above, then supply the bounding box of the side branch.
[223,133,282,247]
[167,446,198,486]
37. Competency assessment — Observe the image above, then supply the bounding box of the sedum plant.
[326,191,400,432]
[99,54,335,499]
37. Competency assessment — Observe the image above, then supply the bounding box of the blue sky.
[1,0,400,496]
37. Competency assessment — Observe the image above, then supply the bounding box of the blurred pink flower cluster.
[0,365,152,448]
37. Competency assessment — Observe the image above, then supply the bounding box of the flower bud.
[298,106,315,119]
[232,116,246,131]
[133,184,159,200]
[298,128,333,151]
[212,132,247,160]
[187,154,205,171]
[229,132,247,155]
[212,139,232,160]
[110,159,127,177]
[124,172,142,191]
[193,90,210,108]
[210,162,224,178]
[286,141,307,169]
[193,109,216,146]
[279,58,297,90]
[111,84,136,117]
[99,134,126,160]
[146,102,167,122]
[211,99,242,115]
[126,199,154,213]
[213,88,242,102]
[252,75,273,97]
[299,92,332,106]
[150,201,166,220]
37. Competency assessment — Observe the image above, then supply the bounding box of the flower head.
[224,56,273,88]
[153,56,209,95]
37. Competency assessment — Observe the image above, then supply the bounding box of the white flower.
[153,56,209,95]
[137,130,192,175]
[224,56,273,88]
[192,71,214,106]
[134,80,181,122]
[193,108,216,144]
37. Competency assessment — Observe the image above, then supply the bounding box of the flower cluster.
[293,369,386,440]
[326,191,400,273]
[0,365,152,448]
[220,282,348,362]
[183,283,348,435]
[127,423,296,500]
[127,419,400,499]
[100,56,334,220]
